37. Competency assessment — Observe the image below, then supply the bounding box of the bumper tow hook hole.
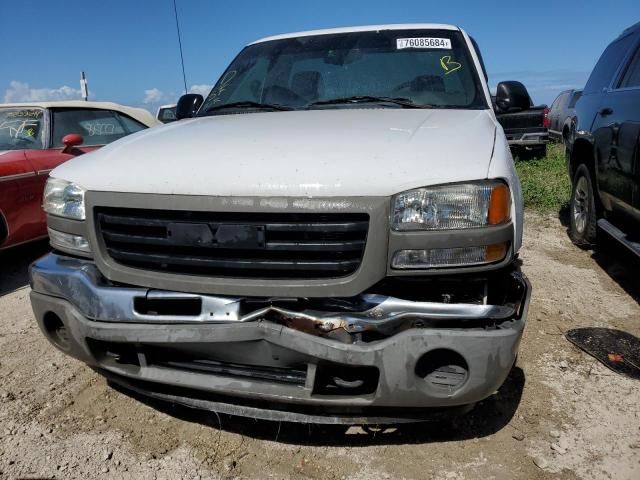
[415,349,469,391]
[43,312,71,351]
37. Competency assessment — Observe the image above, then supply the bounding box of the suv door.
[549,92,567,136]
[588,32,638,211]
[614,45,640,211]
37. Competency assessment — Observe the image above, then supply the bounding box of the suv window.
[584,34,635,94]
[157,106,177,122]
[551,92,568,110]
[0,108,45,150]
[52,108,145,147]
[618,45,640,88]
[568,90,582,108]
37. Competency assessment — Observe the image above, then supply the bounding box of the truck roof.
[251,23,460,45]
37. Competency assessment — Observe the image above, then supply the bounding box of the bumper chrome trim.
[30,254,522,334]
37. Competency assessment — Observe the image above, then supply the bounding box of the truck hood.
[53,108,497,197]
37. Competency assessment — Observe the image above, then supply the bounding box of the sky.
[1,0,638,113]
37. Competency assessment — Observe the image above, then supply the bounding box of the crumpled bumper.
[29,253,531,424]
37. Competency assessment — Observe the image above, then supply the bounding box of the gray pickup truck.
[493,81,550,159]
[29,23,531,424]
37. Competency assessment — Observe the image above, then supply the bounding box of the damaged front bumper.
[30,253,531,424]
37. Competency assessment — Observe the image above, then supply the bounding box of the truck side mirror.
[61,133,84,154]
[495,81,531,113]
[176,94,204,119]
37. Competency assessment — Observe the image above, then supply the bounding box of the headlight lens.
[391,182,510,231]
[43,178,86,220]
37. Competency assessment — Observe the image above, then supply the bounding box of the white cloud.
[188,84,212,96]
[3,80,83,103]
[143,87,165,104]
[141,83,212,109]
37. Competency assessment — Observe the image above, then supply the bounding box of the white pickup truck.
[30,24,531,424]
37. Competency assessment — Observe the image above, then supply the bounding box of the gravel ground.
[1,213,639,480]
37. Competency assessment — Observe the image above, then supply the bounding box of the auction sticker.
[396,38,451,49]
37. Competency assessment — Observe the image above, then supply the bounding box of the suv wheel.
[562,129,570,149]
[569,164,597,247]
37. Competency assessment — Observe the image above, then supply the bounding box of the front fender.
[488,126,523,254]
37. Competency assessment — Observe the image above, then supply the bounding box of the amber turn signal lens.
[485,242,508,263]
[488,183,511,225]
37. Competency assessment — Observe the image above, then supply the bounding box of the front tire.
[569,164,598,247]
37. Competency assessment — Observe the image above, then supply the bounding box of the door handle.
[599,107,613,116]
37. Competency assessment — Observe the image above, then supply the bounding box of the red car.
[0,101,159,250]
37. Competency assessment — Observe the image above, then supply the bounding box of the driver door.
[593,40,640,213]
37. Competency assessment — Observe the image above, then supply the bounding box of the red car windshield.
[0,108,45,150]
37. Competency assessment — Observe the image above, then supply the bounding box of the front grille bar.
[97,208,369,279]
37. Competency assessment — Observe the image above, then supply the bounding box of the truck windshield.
[200,29,487,115]
[0,108,45,150]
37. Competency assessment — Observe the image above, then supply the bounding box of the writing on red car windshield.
[0,109,44,150]
[6,109,43,119]
[84,122,116,136]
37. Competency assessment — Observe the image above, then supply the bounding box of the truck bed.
[496,107,549,148]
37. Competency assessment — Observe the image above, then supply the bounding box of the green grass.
[515,143,571,213]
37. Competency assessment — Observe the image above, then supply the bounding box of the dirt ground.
[1,213,639,480]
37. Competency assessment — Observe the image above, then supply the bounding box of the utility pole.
[80,71,88,101]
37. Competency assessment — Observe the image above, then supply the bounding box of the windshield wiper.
[307,96,431,109]
[202,101,295,114]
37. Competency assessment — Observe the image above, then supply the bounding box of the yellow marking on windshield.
[440,56,462,75]
[208,70,237,104]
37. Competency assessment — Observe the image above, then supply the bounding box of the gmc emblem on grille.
[166,222,266,249]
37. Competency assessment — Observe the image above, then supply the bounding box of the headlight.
[391,181,510,231]
[43,178,86,220]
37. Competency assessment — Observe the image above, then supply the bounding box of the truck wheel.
[569,164,598,247]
